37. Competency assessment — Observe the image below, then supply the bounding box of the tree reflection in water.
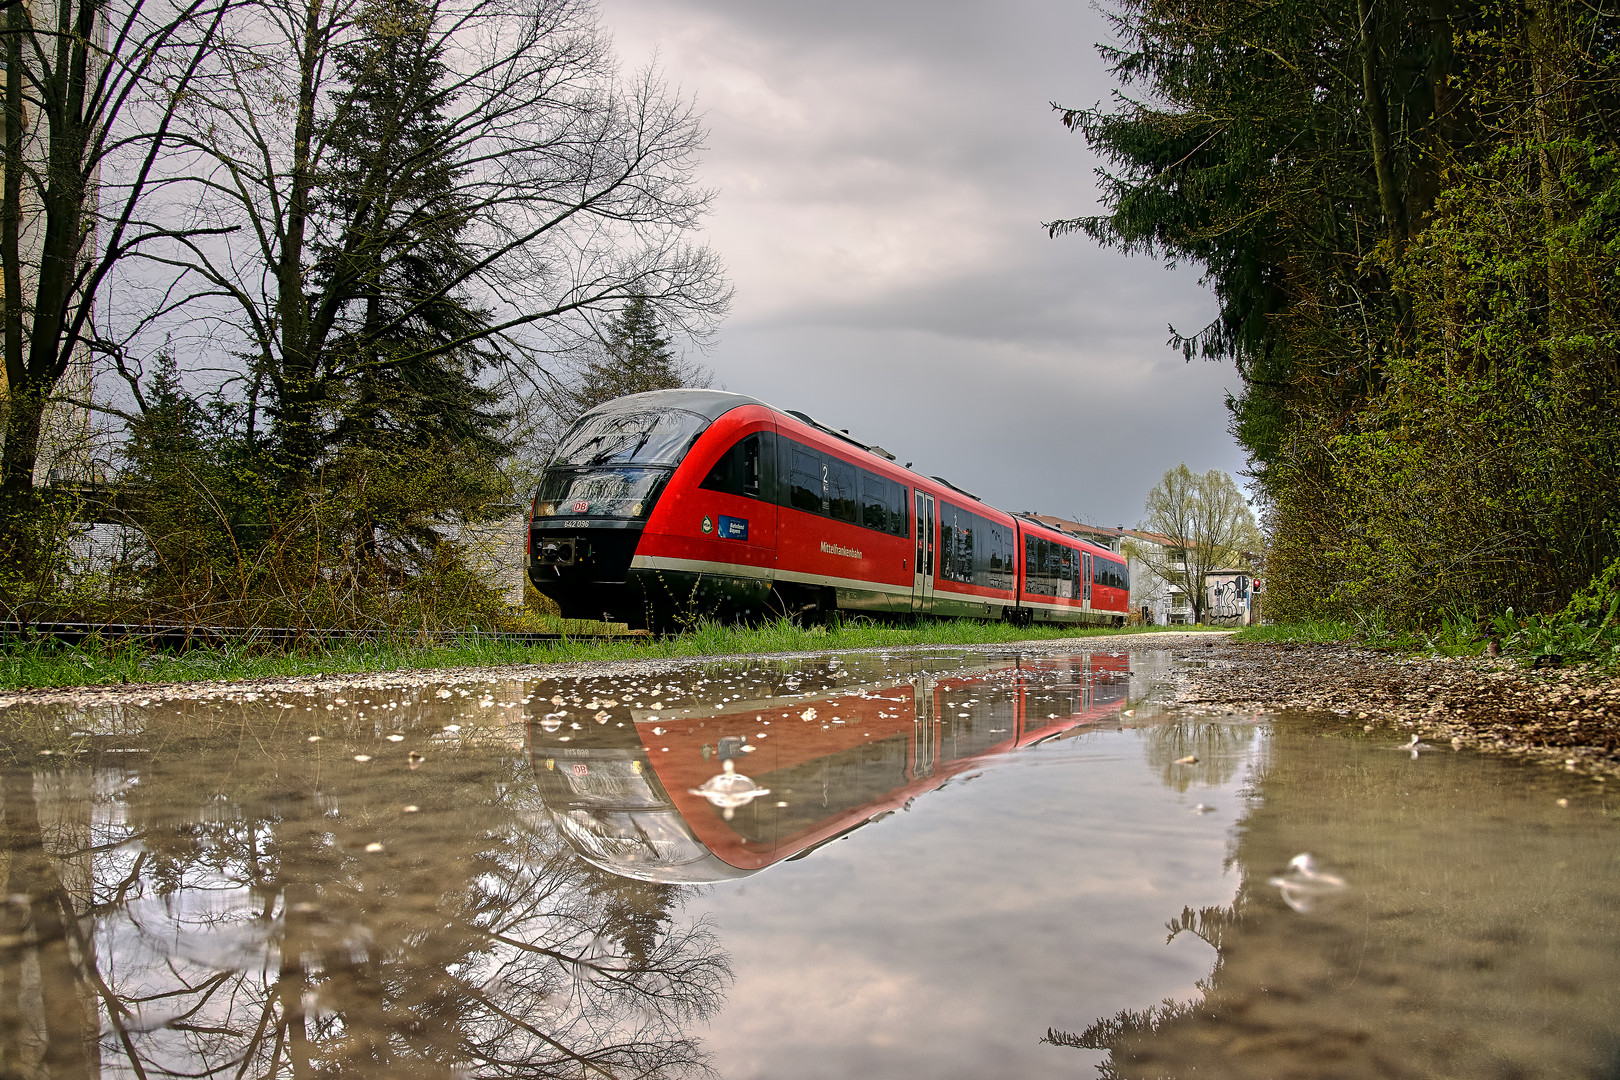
[1047,720,1620,1080]
[1139,718,1258,793]
[1041,901,1243,1080]
[0,704,730,1080]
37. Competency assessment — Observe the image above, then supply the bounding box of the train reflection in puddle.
[529,654,1132,882]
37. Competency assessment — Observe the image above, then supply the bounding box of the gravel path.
[1167,639,1620,779]
[0,630,1232,710]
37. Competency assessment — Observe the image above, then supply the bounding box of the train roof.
[580,387,768,422]
[574,390,1033,526]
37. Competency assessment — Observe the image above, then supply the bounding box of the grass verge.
[1231,620,1357,644]
[0,619,1230,692]
[1234,613,1620,667]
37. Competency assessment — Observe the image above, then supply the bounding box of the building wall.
[458,513,528,609]
[1125,537,1176,625]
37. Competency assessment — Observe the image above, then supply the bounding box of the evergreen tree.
[567,297,708,413]
[309,0,513,569]
[122,354,269,610]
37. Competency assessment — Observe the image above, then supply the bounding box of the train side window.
[789,448,824,514]
[828,457,858,523]
[699,434,763,498]
[1091,559,1113,589]
[940,506,974,583]
[860,473,890,531]
[988,525,1008,573]
[1023,535,1065,596]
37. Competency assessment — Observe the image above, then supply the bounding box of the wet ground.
[1,642,1616,1079]
[1170,639,1620,778]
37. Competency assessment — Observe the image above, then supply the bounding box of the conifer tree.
[1057,0,1620,619]
[310,0,512,567]
[566,296,708,413]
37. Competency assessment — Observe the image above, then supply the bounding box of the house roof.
[1022,514,1123,546]
[1119,528,1176,547]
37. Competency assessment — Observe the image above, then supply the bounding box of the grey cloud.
[602,0,1250,525]
[706,321,1245,526]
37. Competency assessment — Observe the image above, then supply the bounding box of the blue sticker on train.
[718,515,749,541]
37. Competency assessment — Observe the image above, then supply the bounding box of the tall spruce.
[567,296,703,413]
[158,0,727,491]
[311,0,511,565]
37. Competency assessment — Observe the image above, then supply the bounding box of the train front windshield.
[537,407,710,520]
[551,408,709,467]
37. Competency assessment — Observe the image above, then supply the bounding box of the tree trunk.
[1528,0,1571,339]
[270,0,330,483]
[1357,0,1411,329]
[0,771,98,1077]
[2,0,30,499]
[1357,0,1406,248]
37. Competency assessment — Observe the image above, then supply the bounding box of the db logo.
[571,500,590,513]
[571,764,589,777]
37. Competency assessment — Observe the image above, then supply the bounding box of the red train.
[528,389,1130,630]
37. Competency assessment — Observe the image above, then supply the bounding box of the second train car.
[527,388,1130,630]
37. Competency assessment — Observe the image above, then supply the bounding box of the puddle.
[0,648,1615,1078]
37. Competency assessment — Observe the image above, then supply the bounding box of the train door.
[912,491,935,612]
[1083,552,1092,611]
[910,675,937,779]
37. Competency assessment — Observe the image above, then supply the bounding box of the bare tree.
[1132,465,1259,624]
[129,0,728,483]
[0,0,234,502]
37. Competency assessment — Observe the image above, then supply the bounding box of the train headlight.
[539,502,556,516]
[631,502,644,517]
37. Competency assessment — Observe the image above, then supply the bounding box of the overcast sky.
[597,0,1247,528]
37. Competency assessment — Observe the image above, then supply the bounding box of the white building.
[1120,529,1180,625]
[1119,529,1262,625]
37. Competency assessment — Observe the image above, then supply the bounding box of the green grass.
[1233,615,1487,653]
[1230,620,1358,644]
[0,619,1229,691]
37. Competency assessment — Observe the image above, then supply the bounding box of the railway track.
[0,620,651,651]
